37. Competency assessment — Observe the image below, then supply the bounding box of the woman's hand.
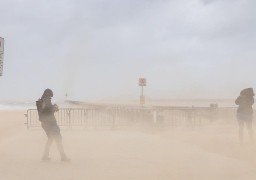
[53,104,59,112]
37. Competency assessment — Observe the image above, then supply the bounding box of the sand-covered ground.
[0,110,256,180]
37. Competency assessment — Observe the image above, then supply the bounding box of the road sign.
[0,37,4,76]
[139,78,146,86]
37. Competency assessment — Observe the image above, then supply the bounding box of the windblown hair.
[41,88,53,99]
[240,88,254,97]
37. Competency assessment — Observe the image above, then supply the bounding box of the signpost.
[138,78,146,105]
[0,37,4,76]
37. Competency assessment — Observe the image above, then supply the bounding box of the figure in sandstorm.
[37,89,70,161]
[235,88,254,144]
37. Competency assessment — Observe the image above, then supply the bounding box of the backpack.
[36,98,43,122]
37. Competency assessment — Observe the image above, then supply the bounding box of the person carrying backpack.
[37,88,70,161]
[235,88,255,144]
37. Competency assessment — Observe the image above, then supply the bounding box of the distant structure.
[138,78,147,105]
[0,37,4,76]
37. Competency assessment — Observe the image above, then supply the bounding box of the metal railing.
[25,107,222,129]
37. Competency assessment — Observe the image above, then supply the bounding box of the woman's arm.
[235,96,241,105]
[42,98,55,113]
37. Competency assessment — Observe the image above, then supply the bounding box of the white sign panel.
[0,37,4,76]
[139,78,146,86]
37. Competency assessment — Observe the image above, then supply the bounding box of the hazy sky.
[0,0,256,102]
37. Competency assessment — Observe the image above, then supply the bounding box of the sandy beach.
[0,109,255,180]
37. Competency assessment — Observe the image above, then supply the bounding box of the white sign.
[139,78,146,86]
[0,37,4,76]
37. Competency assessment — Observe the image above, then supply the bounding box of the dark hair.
[41,88,53,98]
[240,88,254,96]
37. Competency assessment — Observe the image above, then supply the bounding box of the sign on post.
[139,78,146,86]
[138,78,147,105]
[0,37,4,76]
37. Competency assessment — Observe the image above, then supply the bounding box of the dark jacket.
[235,88,254,115]
[40,97,58,125]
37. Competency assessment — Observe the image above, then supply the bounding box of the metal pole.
[141,86,144,106]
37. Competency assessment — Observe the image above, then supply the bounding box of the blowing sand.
[0,110,256,180]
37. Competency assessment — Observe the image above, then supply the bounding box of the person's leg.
[55,135,70,161]
[55,135,65,156]
[42,124,53,160]
[238,120,244,144]
[53,126,70,161]
[245,120,254,143]
[42,137,53,160]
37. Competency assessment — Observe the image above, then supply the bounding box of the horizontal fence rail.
[25,107,235,129]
